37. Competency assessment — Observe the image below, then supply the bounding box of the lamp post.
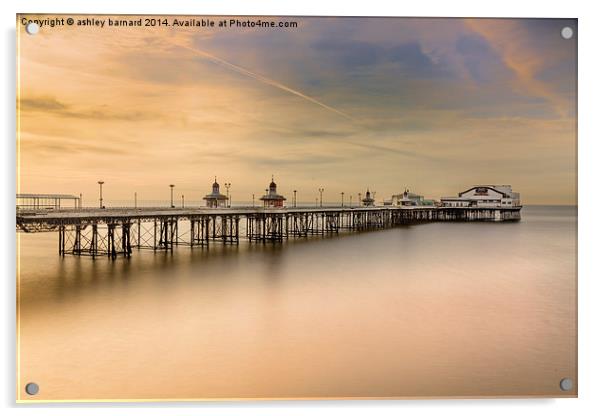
[358,192,362,206]
[134,192,137,208]
[341,192,345,207]
[252,193,255,208]
[181,194,184,208]
[315,197,318,207]
[225,182,231,207]
[169,184,175,208]
[349,195,352,206]
[318,188,324,207]
[97,181,104,208]
[293,190,297,208]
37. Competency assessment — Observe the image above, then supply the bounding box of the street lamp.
[318,188,324,207]
[134,192,137,208]
[225,182,231,207]
[358,193,362,207]
[169,184,175,208]
[181,194,184,208]
[97,181,104,208]
[341,192,345,207]
[293,190,297,208]
[252,193,255,208]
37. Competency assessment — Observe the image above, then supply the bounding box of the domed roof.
[269,175,277,188]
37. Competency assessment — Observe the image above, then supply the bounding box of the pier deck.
[16,205,521,259]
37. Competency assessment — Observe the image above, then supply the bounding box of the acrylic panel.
[16,15,577,401]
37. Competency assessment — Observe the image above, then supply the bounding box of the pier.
[16,205,521,259]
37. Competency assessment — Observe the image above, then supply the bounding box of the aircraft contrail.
[175,42,354,121]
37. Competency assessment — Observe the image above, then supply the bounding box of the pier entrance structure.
[17,205,522,259]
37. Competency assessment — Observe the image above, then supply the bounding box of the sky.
[17,16,577,205]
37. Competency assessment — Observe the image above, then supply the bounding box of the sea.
[17,205,577,400]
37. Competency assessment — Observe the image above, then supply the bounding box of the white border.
[2,1,601,414]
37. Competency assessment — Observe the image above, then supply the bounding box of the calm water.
[17,206,577,400]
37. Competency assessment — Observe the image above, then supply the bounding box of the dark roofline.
[260,194,286,200]
[458,186,508,197]
[203,194,228,200]
[17,193,79,199]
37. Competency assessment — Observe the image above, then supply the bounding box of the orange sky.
[17,15,577,205]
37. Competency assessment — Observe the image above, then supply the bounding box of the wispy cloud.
[20,96,159,121]
[173,41,354,121]
[464,19,575,118]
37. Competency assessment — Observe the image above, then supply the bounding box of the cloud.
[311,38,450,79]
[464,19,575,118]
[264,125,355,140]
[20,132,134,156]
[455,34,512,83]
[20,96,159,121]
[342,140,442,162]
[388,42,450,77]
[19,96,68,111]
[252,154,345,167]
